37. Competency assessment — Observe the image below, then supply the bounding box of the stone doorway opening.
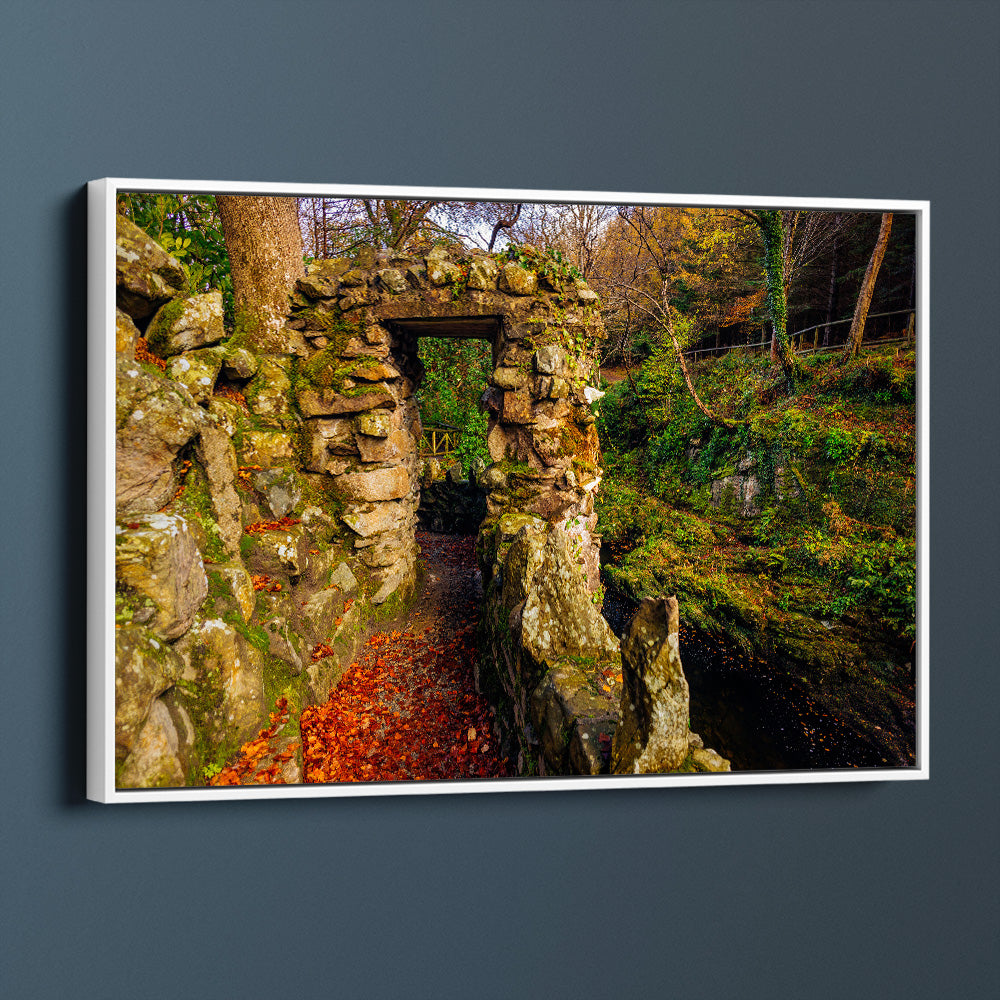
[291,243,607,607]
[400,321,496,536]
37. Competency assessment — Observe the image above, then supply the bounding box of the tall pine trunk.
[843,213,893,360]
[217,195,305,353]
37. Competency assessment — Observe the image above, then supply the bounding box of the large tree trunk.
[843,212,893,360]
[217,195,305,352]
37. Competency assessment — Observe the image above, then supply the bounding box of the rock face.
[518,529,620,693]
[115,625,184,761]
[175,619,266,745]
[476,521,620,776]
[117,698,191,788]
[612,597,692,774]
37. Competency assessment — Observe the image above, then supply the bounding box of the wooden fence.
[420,423,462,458]
[683,309,916,360]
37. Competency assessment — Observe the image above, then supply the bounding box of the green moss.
[262,653,309,721]
[171,462,228,564]
[144,297,185,355]
[300,346,356,391]
[225,308,263,353]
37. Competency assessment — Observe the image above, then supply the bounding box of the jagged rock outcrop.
[612,597,690,773]
[612,596,730,775]
[519,529,620,674]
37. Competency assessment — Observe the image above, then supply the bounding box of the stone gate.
[287,242,608,605]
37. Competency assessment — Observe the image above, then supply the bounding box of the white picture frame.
[89,178,929,803]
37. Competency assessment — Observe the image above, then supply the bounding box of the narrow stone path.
[299,533,514,784]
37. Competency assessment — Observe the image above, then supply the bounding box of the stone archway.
[288,243,607,606]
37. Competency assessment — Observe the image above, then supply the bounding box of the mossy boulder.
[341,500,408,539]
[500,522,547,612]
[612,596,692,775]
[244,355,294,419]
[425,249,462,286]
[237,428,298,468]
[221,346,259,381]
[174,617,266,746]
[251,467,302,519]
[244,526,310,579]
[167,347,225,405]
[530,659,617,775]
[193,425,243,557]
[305,656,348,705]
[262,615,304,674]
[298,587,363,651]
[116,308,140,358]
[213,563,256,623]
[519,528,620,677]
[297,386,396,418]
[467,256,499,291]
[334,466,410,502]
[115,213,185,322]
[297,258,350,298]
[499,262,537,296]
[118,697,193,788]
[146,292,224,357]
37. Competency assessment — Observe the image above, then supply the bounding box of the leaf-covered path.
[299,533,513,785]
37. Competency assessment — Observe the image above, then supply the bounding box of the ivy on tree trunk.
[754,210,797,394]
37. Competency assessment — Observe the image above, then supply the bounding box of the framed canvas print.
[88,179,928,802]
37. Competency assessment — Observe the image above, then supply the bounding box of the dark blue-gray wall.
[1,2,996,996]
